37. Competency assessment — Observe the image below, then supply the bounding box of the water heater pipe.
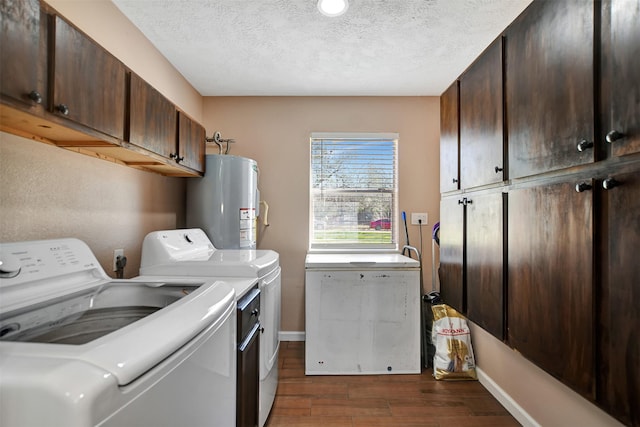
[260,200,270,226]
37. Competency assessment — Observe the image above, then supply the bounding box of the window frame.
[308,132,400,253]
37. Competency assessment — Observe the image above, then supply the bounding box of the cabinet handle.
[575,182,592,193]
[605,130,624,143]
[466,199,473,205]
[170,153,184,163]
[576,139,593,152]
[55,104,69,116]
[452,178,458,184]
[495,166,503,173]
[602,178,621,190]
[458,198,465,205]
[28,91,42,104]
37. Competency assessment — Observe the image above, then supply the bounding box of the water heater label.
[239,208,257,248]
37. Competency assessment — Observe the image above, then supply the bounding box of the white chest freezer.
[304,253,421,375]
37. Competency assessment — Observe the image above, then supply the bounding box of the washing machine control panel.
[0,239,100,286]
[142,229,215,263]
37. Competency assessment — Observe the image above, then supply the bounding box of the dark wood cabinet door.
[606,0,640,156]
[178,112,205,173]
[440,81,459,193]
[237,327,260,427]
[508,180,594,398]
[466,192,504,340]
[129,73,177,159]
[506,0,595,179]
[53,16,125,139]
[598,170,640,426]
[0,0,45,108]
[439,196,465,313]
[460,38,504,189]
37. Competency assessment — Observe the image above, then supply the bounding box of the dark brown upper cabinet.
[440,81,459,193]
[0,0,46,109]
[178,112,205,173]
[508,179,594,399]
[465,192,504,341]
[129,72,177,159]
[129,74,204,174]
[506,0,595,179]
[0,3,206,177]
[52,16,126,140]
[604,0,640,157]
[460,38,504,189]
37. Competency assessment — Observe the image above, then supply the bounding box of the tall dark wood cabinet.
[508,180,594,397]
[0,0,46,109]
[438,196,464,313]
[466,192,504,340]
[604,0,640,157]
[460,38,504,188]
[439,35,506,339]
[596,1,640,424]
[439,0,640,425]
[52,16,126,140]
[598,169,640,426]
[506,0,595,179]
[440,81,459,193]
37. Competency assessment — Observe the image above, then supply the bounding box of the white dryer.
[0,238,243,427]
[139,228,281,427]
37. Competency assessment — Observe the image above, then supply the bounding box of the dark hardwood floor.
[265,341,521,427]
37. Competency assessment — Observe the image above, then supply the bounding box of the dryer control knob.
[0,251,22,278]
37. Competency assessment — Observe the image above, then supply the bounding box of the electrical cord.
[418,219,424,265]
[115,255,127,279]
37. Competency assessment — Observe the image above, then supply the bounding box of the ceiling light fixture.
[317,0,349,17]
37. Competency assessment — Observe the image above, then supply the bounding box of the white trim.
[477,367,540,427]
[279,331,305,342]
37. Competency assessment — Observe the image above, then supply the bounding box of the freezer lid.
[305,253,420,269]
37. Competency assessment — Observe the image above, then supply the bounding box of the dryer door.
[260,266,281,376]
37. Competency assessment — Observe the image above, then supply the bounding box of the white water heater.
[187,154,259,249]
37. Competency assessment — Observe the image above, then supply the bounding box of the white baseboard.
[279,331,305,341]
[476,367,540,427]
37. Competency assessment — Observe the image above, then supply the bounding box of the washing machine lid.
[0,238,236,386]
[140,228,279,278]
[305,253,420,269]
[0,278,235,386]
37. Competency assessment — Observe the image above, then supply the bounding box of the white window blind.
[309,132,398,251]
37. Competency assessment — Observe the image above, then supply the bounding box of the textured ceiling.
[111,0,532,96]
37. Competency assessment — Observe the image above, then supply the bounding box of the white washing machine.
[139,228,281,427]
[0,238,244,427]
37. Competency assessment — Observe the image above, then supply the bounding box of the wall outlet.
[411,213,428,225]
[113,249,124,271]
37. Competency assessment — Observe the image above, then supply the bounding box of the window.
[309,132,399,251]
